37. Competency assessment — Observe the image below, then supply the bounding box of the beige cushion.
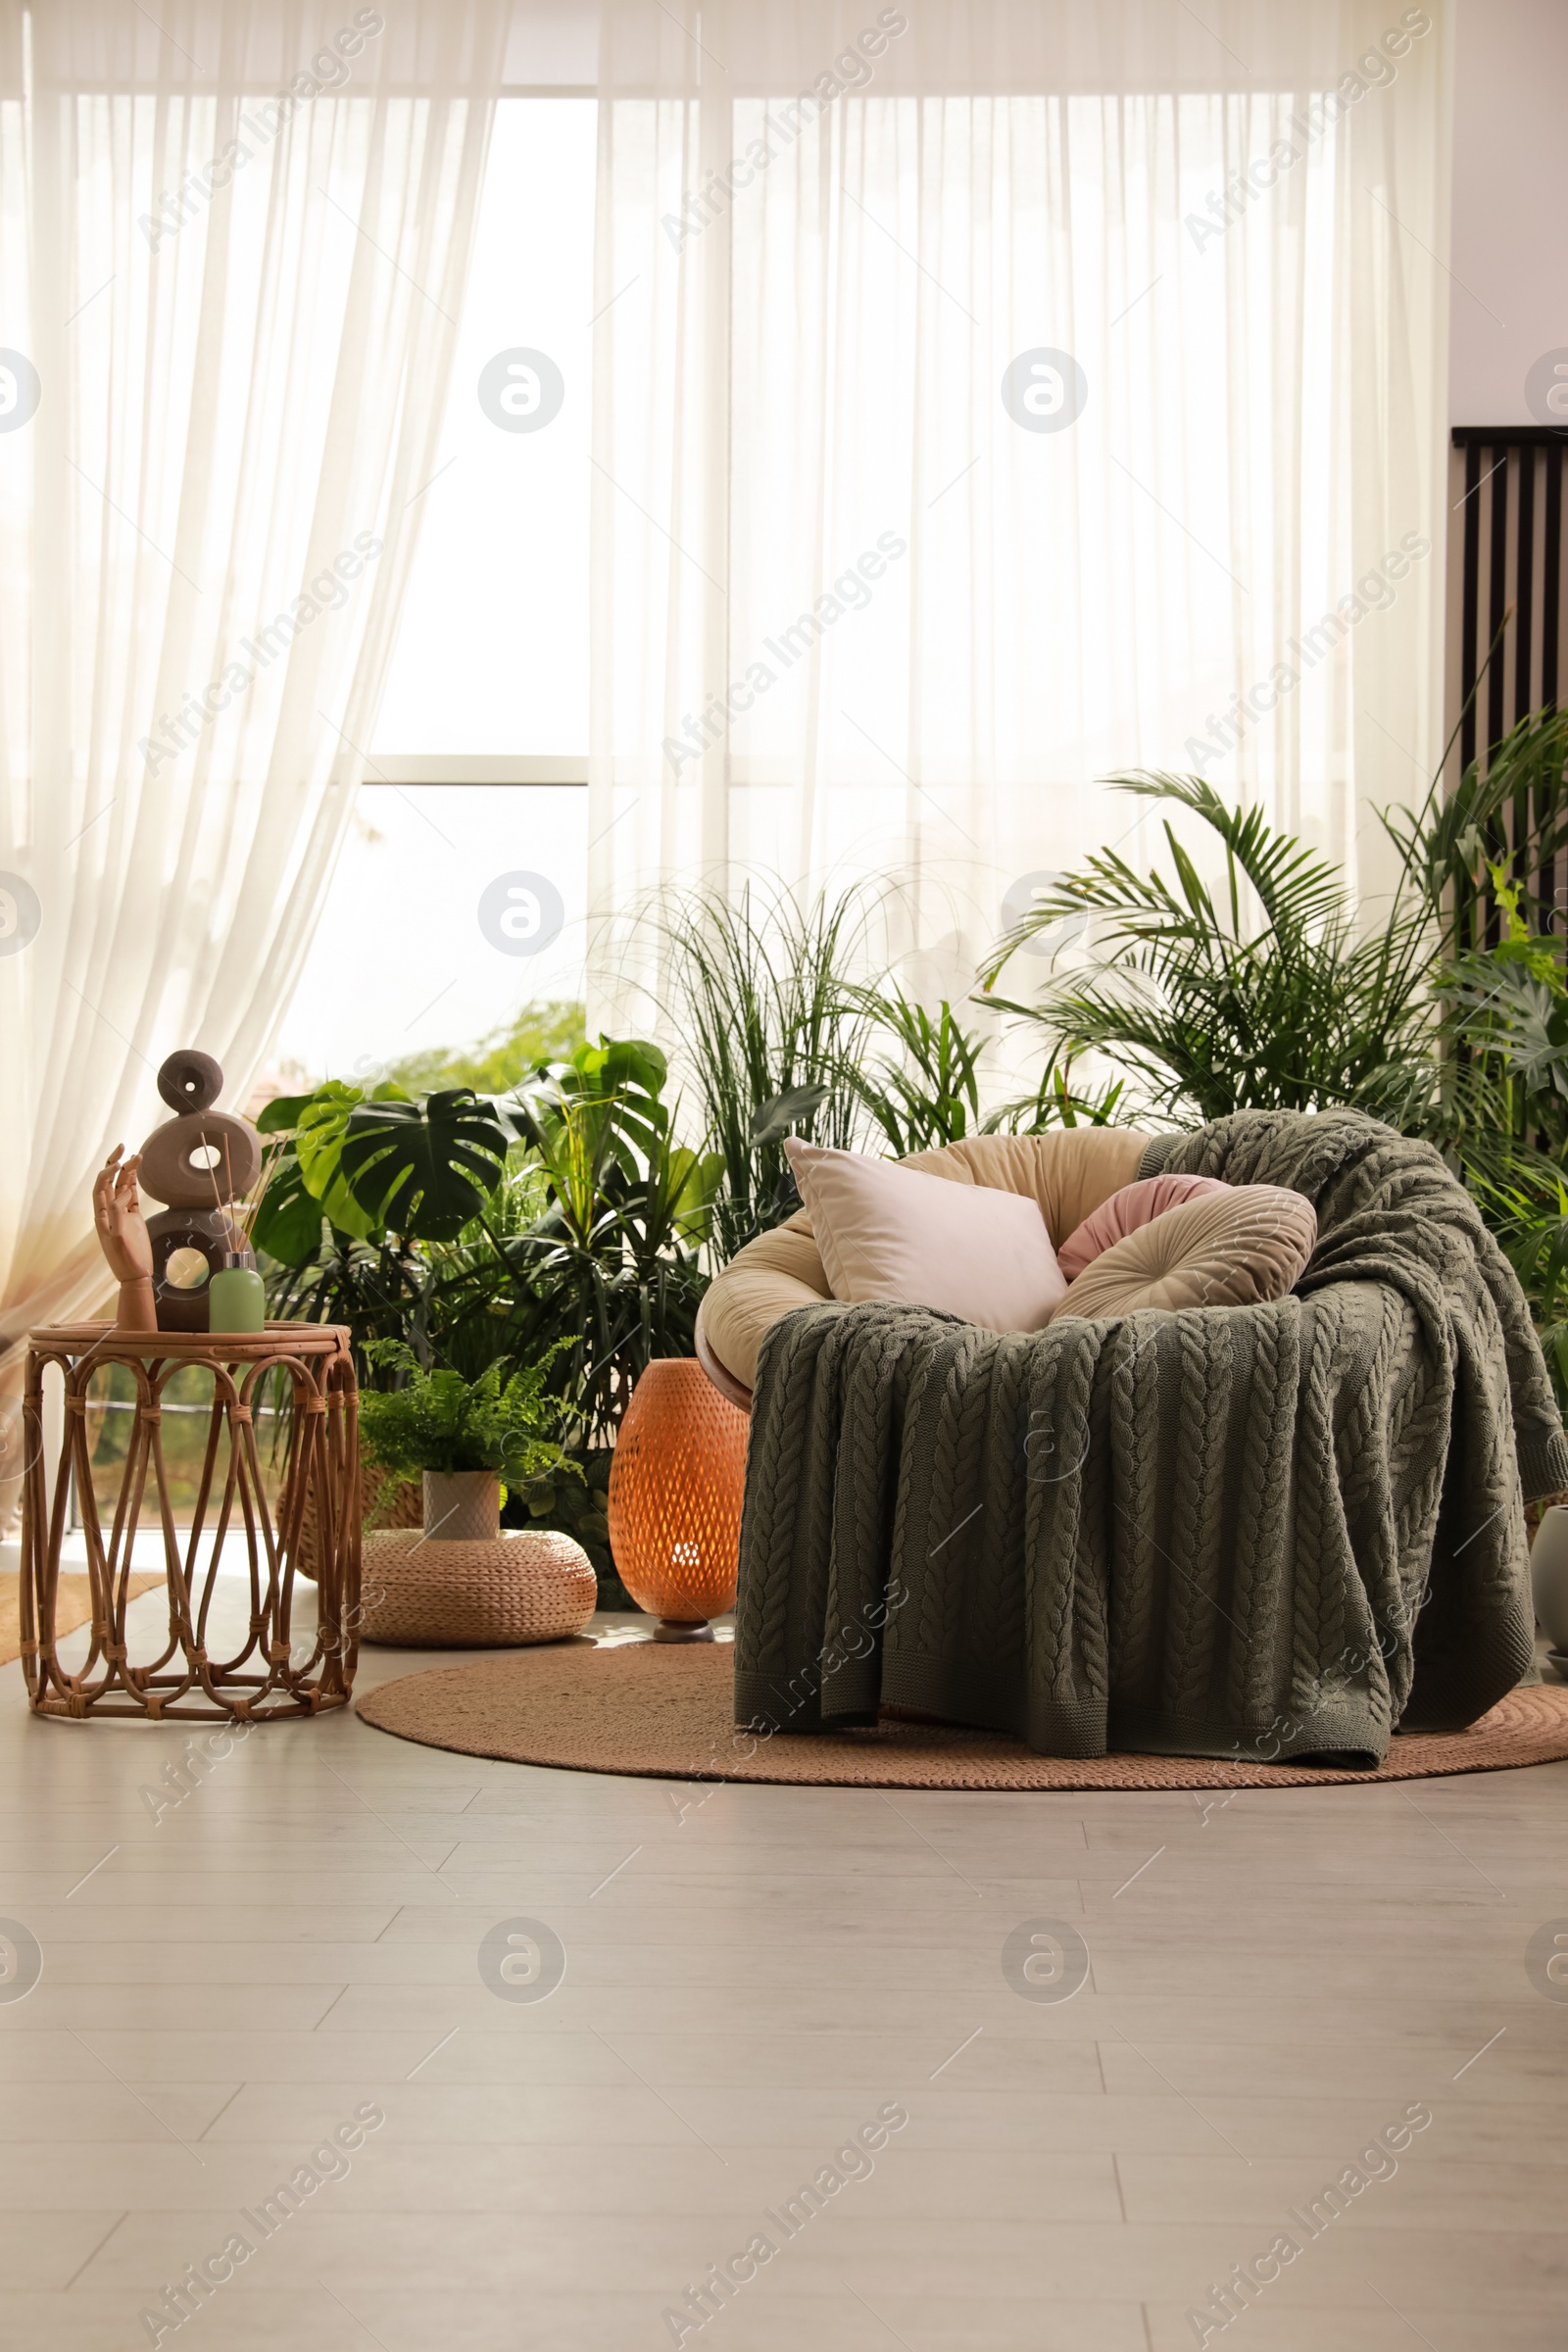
[697,1128,1148,1398]
[784,1138,1068,1330]
[1053,1185,1316,1320]
[896,1129,1150,1249]
[1057,1171,1232,1281]
[697,1221,834,1402]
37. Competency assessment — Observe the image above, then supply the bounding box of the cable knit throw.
[732,1111,1568,1767]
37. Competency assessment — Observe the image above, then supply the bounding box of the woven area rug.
[0,1574,163,1670]
[357,1640,1568,1788]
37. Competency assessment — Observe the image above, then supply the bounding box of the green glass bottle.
[208,1248,266,1335]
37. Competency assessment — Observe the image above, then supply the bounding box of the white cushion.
[784,1138,1068,1331]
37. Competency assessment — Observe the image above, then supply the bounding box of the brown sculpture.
[95,1051,263,1333]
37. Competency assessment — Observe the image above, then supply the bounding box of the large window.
[277,781,587,1082]
[274,99,595,1087]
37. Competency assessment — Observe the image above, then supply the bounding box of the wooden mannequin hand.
[94,1149,157,1329]
[94,1149,154,1283]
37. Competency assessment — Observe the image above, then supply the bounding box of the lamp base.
[652,1617,714,1643]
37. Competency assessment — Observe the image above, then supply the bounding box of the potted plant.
[347,1344,596,1647]
[358,1342,576,1540]
[253,1048,722,1607]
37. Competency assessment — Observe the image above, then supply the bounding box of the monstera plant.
[255,1083,513,1387]
[256,1044,722,1602]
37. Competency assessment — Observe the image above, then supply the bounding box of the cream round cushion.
[1056,1170,1232,1281]
[696,1128,1149,1403]
[1052,1184,1317,1320]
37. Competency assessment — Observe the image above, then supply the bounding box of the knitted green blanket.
[732,1111,1568,1766]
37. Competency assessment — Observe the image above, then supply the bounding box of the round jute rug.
[356,1641,1568,1789]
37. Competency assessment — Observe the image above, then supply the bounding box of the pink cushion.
[1057,1172,1233,1283]
[783,1138,1068,1330]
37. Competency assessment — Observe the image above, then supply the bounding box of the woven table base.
[357,1641,1568,1788]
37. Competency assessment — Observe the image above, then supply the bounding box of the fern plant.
[358,1340,576,1487]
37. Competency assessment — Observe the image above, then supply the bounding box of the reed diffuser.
[207,1137,281,1334]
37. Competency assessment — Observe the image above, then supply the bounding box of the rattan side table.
[20,1323,360,1722]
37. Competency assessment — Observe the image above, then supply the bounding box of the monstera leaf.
[255,1092,314,1135]
[293,1083,380,1238]
[249,1157,326,1262]
[255,1079,415,1246]
[337,1090,509,1241]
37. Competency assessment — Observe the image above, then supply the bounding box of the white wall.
[1448,0,1568,426]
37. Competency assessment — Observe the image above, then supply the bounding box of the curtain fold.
[0,0,507,1503]
[586,0,1453,1032]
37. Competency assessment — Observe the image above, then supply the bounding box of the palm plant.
[842,987,986,1153]
[979,772,1439,1124]
[983,707,1568,1126]
[978,710,1568,1410]
[843,984,1124,1152]
[656,883,878,1255]
[1381,707,1568,959]
[985,1052,1127,1132]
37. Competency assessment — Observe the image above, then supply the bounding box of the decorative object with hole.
[92,1050,262,1334]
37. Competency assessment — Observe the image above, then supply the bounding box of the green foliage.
[378,1001,586,1096]
[258,699,1568,1431]
[980,772,1437,1124]
[260,1038,722,1446]
[488,1038,724,1440]
[269,1232,437,1391]
[657,884,877,1255]
[257,1082,514,1394]
[1380,708,1568,959]
[254,1079,412,1254]
[337,1090,510,1241]
[984,1052,1127,1132]
[357,1340,576,1483]
[1497,1189,1568,1406]
[980,705,1568,1413]
[1442,927,1568,1148]
[842,985,1125,1151]
[844,987,985,1154]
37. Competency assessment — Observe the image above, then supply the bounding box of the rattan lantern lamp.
[607,1359,749,1640]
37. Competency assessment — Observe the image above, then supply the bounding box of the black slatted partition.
[1453,428,1568,759]
[1449,427,1568,934]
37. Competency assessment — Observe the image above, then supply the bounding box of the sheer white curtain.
[0,0,505,1494]
[586,0,1453,1031]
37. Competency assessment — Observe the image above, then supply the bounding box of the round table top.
[28,1321,353,1359]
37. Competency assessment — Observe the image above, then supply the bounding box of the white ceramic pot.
[422,1470,501,1543]
[1529,1504,1568,1650]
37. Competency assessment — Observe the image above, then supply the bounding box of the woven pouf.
[358,1529,598,1647]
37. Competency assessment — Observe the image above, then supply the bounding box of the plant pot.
[1531,1504,1568,1652]
[358,1528,597,1646]
[422,1470,501,1543]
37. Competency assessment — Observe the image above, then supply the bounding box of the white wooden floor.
[1,1577,1564,2351]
